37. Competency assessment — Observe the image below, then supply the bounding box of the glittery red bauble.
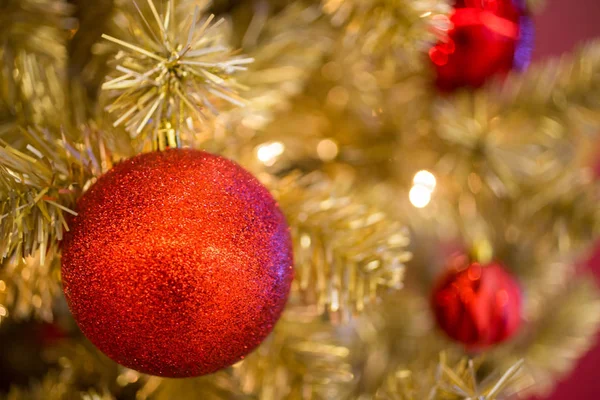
[430,0,534,91]
[431,259,522,348]
[61,149,294,377]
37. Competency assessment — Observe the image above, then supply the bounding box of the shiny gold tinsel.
[102,0,252,150]
[5,373,103,400]
[378,356,529,399]
[0,127,110,323]
[322,0,451,57]
[0,251,59,324]
[0,0,72,128]
[418,42,600,201]
[0,0,71,60]
[271,172,411,321]
[517,276,600,397]
[519,169,600,256]
[318,0,450,126]
[0,128,107,265]
[218,2,333,136]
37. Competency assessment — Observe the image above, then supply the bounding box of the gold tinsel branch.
[5,372,114,400]
[216,1,334,137]
[0,128,106,264]
[9,56,68,131]
[515,276,600,397]
[234,318,359,399]
[270,172,411,321]
[426,91,564,200]
[0,0,71,60]
[0,250,60,324]
[134,318,531,400]
[102,0,252,150]
[395,42,600,214]
[321,0,451,60]
[27,339,155,399]
[500,41,600,134]
[379,356,529,400]
[0,127,110,322]
[315,0,451,126]
[517,169,600,257]
[0,0,72,128]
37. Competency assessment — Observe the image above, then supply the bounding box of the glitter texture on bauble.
[61,149,294,377]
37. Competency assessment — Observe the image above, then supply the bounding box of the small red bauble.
[61,149,294,377]
[431,258,522,348]
[430,0,534,91]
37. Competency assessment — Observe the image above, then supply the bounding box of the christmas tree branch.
[500,40,600,133]
[218,1,334,135]
[400,42,600,209]
[0,0,72,129]
[6,372,114,400]
[517,276,600,397]
[270,172,411,321]
[0,144,75,266]
[101,0,252,151]
[309,0,451,127]
[321,0,451,61]
[144,318,530,399]
[0,0,72,60]
[517,170,600,257]
[0,249,60,325]
[380,356,529,399]
[0,127,109,322]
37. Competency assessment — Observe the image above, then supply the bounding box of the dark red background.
[534,1,600,398]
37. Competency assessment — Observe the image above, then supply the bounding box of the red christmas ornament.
[61,149,294,377]
[431,258,522,348]
[430,0,534,91]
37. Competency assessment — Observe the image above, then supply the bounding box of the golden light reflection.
[256,142,285,166]
[409,185,432,208]
[409,170,437,208]
[300,233,311,249]
[413,170,436,190]
[317,139,339,161]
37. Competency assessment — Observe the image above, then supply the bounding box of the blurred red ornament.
[61,149,294,377]
[431,258,522,348]
[430,0,534,91]
[454,0,527,18]
[36,322,68,347]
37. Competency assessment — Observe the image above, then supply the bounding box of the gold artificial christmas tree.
[2,0,600,398]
